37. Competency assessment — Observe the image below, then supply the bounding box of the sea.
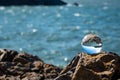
[0,0,120,67]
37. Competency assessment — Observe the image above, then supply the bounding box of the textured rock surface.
[55,52,120,80]
[0,49,120,80]
[0,49,62,80]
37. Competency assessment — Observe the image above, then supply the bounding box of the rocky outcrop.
[0,49,62,80]
[55,52,120,80]
[0,0,66,6]
[0,49,120,80]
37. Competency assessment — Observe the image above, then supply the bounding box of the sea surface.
[0,0,120,67]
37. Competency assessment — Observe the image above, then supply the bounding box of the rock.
[0,48,119,80]
[43,64,62,79]
[0,49,18,62]
[5,76,20,80]
[21,72,44,80]
[13,52,42,64]
[0,0,66,6]
[40,0,66,6]
[0,49,62,80]
[73,2,79,6]
[55,52,120,80]
[31,61,43,71]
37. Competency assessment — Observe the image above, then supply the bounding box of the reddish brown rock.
[43,64,62,79]
[13,52,42,64]
[0,49,120,80]
[31,61,43,71]
[21,72,44,80]
[55,52,120,80]
[0,49,62,80]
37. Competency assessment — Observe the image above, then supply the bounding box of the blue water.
[0,1,120,67]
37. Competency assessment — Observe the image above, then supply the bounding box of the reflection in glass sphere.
[81,34,102,54]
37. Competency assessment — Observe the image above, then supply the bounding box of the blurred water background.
[0,0,120,67]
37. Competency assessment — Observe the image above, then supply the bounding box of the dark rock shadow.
[0,0,67,6]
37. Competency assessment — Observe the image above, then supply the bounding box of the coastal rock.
[55,52,120,80]
[0,49,18,62]
[0,0,66,6]
[13,52,42,64]
[0,48,120,80]
[0,49,62,80]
